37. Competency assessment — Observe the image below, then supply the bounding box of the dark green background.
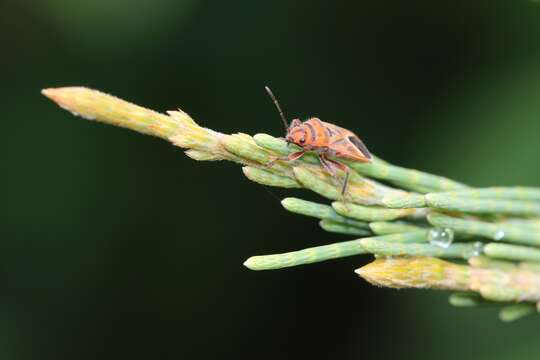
[2,1,540,359]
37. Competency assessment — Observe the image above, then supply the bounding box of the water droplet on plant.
[428,228,454,248]
[468,242,484,258]
[493,230,505,241]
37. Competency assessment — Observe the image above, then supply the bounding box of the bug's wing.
[347,135,372,159]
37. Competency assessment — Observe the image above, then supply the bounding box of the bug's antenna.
[265,86,289,132]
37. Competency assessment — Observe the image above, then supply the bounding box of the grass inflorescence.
[43,86,540,322]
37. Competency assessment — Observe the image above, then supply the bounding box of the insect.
[265,86,372,196]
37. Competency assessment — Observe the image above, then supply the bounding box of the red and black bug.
[265,86,372,195]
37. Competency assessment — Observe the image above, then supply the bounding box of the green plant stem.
[427,213,540,246]
[359,239,482,260]
[43,86,540,320]
[483,243,540,262]
[243,231,427,271]
[319,220,372,236]
[425,194,540,216]
[281,197,367,227]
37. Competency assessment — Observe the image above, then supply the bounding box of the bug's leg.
[331,162,350,195]
[267,151,305,168]
[342,170,350,195]
[288,151,307,161]
[318,154,344,194]
[324,158,352,200]
[318,154,337,177]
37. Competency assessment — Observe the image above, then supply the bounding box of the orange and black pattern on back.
[305,118,331,147]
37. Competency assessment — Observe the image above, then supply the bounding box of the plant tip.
[41,88,56,100]
[281,197,293,206]
[243,257,256,270]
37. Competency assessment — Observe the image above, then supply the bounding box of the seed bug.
[265,86,372,196]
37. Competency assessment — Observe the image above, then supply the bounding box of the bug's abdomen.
[331,135,371,161]
[301,118,371,162]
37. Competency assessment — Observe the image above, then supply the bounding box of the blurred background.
[1,0,540,359]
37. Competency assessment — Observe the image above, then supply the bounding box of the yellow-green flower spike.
[358,257,540,304]
[242,167,300,188]
[425,193,540,216]
[333,202,423,222]
[359,239,483,259]
[319,220,371,236]
[428,213,540,246]
[42,87,181,139]
[369,221,424,235]
[483,243,540,263]
[499,304,536,322]
[356,257,470,290]
[168,111,229,157]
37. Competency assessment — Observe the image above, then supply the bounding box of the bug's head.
[285,120,306,145]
